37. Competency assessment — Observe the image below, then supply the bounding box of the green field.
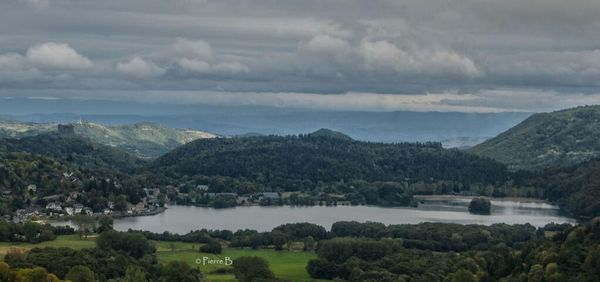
[0,234,96,256]
[1,235,322,282]
[154,240,320,281]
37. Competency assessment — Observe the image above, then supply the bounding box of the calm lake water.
[95,198,575,233]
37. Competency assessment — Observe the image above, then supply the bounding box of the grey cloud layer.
[1,0,600,112]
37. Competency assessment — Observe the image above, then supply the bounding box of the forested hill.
[470,105,600,170]
[149,131,508,189]
[517,158,600,218]
[0,133,142,173]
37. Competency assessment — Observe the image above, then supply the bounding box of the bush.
[96,230,155,259]
[199,240,222,254]
[232,256,274,282]
[65,265,95,282]
[469,198,491,215]
[160,261,203,282]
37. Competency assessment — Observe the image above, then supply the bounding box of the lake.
[99,197,576,233]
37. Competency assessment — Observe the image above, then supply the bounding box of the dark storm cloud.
[1,0,600,112]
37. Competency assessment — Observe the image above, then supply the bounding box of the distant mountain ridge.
[0,120,216,158]
[470,105,600,170]
[0,100,531,147]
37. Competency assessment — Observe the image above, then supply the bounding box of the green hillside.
[0,120,216,158]
[470,105,600,170]
[0,150,86,206]
[0,133,142,173]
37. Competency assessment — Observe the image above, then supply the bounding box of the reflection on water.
[97,198,576,233]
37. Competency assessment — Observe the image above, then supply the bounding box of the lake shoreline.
[413,195,551,203]
[47,197,577,233]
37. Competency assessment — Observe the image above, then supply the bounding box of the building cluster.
[4,177,286,223]
[7,174,166,223]
[170,183,282,206]
[10,198,115,223]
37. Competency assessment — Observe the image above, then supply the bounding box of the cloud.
[116,57,165,78]
[0,52,43,81]
[169,38,213,61]
[0,53,26,70]
[26,42,93,70]
[18,0,49,10]
[167,38,249,75]
[176,59,249,74]
[485,50,600,85]
[2,0,600,112]
[302,35,353,59]
[295,34,481,79]
[360,40,481,77]
[24,89,600,113]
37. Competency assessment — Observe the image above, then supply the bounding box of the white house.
[64,207,74,216]
[27,184,37,192]
[135,202,145,213]
[83,207,93,216]
[45,202,62,211]
[73,204,84,214]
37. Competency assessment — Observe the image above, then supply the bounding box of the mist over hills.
[0,99,531,148]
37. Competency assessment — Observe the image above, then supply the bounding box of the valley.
[1,105,600,281]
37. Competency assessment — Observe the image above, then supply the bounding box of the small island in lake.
[469,197,491,215]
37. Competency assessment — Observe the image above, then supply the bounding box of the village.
[3,176,290,223]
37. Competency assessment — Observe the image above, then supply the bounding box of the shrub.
[469,198,491,215]
[199,240,222,254]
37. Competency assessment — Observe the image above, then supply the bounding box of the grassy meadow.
[0,234,96,257]
[1,235,322,282]
[154,240,319,281]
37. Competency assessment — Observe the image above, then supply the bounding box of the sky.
[2,0,600,113]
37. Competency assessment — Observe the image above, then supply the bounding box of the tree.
[65,265,95,282]
[0,262,15,282]
[23,221,40,242]
[121,266,148,282]
[47,273,62,282]
[72,215,96,239]
[271,231,288,251]
[450,269,477,282]
[304,236,315,251]
[96,230,155,259]
[527,264,544,282]
[159,261,202,282]
[97,216,114,233]
[199,240,222,254]
[115,195,129,211]
[469,198,491,215]
[15,267,50,282]
[232,256,274,282]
